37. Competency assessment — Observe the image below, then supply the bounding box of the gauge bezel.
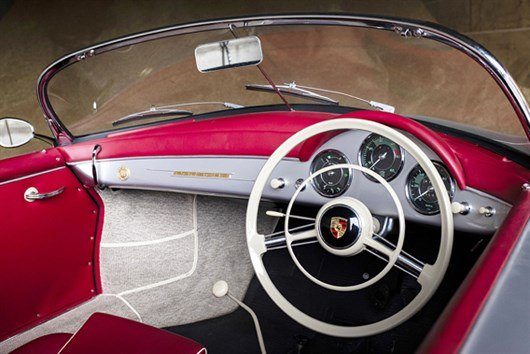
[310,149,353,198]
[405,161,455,215]
[358,133,405,182]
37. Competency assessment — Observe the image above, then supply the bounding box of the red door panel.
[0,150,99,341]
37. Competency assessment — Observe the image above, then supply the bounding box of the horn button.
[315,198,374,256]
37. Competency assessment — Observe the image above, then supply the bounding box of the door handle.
[24,186,65,202]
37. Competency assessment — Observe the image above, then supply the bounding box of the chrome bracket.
[393,26,425,38]
[76,49,95,61]
[92,144,105,189]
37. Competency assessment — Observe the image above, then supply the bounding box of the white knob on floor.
[212,280,266,353]
[212,280,229,298]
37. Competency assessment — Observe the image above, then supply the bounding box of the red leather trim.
[59,111,338,162]
[83,188,105,294]
[421,189,530,353]
[10,333,72,354]
[59,313,204,354]
[0,149,64,183]
[438,133,530,203]
[60,110,465,186]
[58,110,529,202]
[0,153,99,341]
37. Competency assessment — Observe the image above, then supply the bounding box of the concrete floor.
[0,0,528,159]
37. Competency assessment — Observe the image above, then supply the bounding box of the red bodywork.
[0,110,528,349]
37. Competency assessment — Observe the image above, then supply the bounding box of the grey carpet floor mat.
[1,190,276,353]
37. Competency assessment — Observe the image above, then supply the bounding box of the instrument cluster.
[309,133,455,215]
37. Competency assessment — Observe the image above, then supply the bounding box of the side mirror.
[195,36,263,73]
[0,118,35,148]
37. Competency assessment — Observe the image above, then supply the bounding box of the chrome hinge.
[393,26,425,38]
[76,49,96,61]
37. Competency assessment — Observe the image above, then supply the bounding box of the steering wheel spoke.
[364,236,395,258]
[288,228,317,243]
[365,235,424,278]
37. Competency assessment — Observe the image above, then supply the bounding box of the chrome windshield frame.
[36,14,530,143]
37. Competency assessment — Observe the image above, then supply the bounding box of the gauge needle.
[413,186,434,201]
[369,152,387,170]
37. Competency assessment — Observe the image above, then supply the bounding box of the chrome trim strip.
[37,14,530,142]
[66,154,282,166]
[0,166,66,186]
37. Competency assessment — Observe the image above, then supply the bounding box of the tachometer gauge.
[310,150,352,197]
[359,133,404,182]
[406,162,455,215]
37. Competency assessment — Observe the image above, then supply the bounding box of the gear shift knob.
[212,280,229,298]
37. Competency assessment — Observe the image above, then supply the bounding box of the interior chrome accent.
[24,186,65,202]
[92,144,102,188]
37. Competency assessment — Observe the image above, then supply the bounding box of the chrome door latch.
[24,186,65,202]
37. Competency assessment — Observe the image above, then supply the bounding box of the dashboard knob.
[270,178,286,189]
[451,202,470,215]
[479,206,495,217]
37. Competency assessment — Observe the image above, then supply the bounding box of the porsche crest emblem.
[117,166,131,181]
[330,217,348,239]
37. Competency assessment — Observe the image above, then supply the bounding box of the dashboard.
[70,128,511,234]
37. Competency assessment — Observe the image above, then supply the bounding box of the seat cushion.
[59,313,204,354]
[10,333,72,354]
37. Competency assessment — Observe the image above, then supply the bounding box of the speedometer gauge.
[310,149,352,197]
[406,162,455,215]
[359,133,404,182]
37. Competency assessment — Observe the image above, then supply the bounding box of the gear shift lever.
[212,281,266,354]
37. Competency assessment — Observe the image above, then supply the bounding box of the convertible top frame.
[36,14,530,143]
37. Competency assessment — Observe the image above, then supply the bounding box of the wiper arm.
[246,83,339,105]
[293,83,395,113]
[111,101,244,127]
[112,108,192,126]
[246,82,395,113]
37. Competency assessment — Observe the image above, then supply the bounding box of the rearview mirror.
[195,36,263,73]
[0,118,34,148]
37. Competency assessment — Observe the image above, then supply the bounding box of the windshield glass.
[47,24,525,138]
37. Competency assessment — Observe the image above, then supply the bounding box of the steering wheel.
[246,118,453,337]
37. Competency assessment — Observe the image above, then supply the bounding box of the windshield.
[47,24,526,138]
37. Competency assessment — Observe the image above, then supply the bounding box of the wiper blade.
[293,83,395,113]
[111,101,244,127]
[112,108,192,127]
[246,82,395,113]
[156,101,244,110]
[246,83,339,105]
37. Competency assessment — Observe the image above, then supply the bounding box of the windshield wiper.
[246,82,395,113]
[246,83,339,105]
[112,101,244,127]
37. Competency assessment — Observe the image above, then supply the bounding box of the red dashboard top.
[1,110,527,203]
[57,110,528,203]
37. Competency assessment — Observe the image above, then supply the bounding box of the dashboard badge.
[330,217,347,239]
[117,166,131,181]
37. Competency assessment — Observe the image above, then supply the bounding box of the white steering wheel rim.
[246,118,453,337]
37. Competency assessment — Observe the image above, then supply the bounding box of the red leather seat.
[11,313,205,354]
[10,333,72,354]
